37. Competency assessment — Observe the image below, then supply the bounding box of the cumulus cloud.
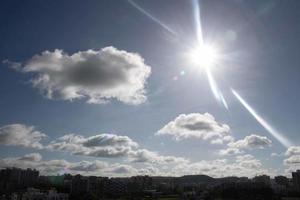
[285,146,300,157]
[284,146,300,173]
[218,134,271,156]
[228,134,272,149]
[8,47,151,104]
[284,155,300,165]
[129,149,188,164]
[156,113,231,143]
[0,124,46,149]
[219,147,243,156]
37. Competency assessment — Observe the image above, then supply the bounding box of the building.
[292,170,300,192]
[253,175,271,186]
[0,168,39,194]
[70,175,88,195]
[21,188,69,200]
[275,175,289,186]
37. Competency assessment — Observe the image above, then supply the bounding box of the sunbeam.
[231,89,292,148]
[128,0,177,35]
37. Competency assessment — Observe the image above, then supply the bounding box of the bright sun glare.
[189,44,218,68]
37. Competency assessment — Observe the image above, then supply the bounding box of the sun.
[188,44,218,69]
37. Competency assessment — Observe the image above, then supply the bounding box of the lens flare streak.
[193,0,228,109]
[206,69,228,109]
[128,0,177,35]
[231,89,292,148]
[192,0,203,45]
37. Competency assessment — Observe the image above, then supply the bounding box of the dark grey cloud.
[17,153,42,162]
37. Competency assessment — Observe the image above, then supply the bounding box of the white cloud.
[129,149,188,164]
[284,146,300,174]
[219,147,243,156]
[228,134,272,149]
[219,134,272,156]
[284,155,300,165]
[9,47,151,104]
[156,113,231,143]
[285,146,300,157]
[0,124,46,149]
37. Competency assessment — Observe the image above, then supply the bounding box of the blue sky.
[0,0,300,177]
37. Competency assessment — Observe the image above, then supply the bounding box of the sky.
[0,0,300,177]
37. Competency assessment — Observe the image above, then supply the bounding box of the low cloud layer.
[0,153,137,176]
[47,133,139,158]
[174,154,274,178]
[0,152,274,178]
[0,124,185,164]
[7,47,151,104]
[0,123,276,177]
[156,113,231,144]
[0,124,46,149]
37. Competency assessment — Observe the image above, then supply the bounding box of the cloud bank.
[0,124,186,164]
[0,152,274,178]
[0,123,276,177]
[0,153,138,177]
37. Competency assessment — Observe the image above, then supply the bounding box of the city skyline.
[1,0,300,178]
